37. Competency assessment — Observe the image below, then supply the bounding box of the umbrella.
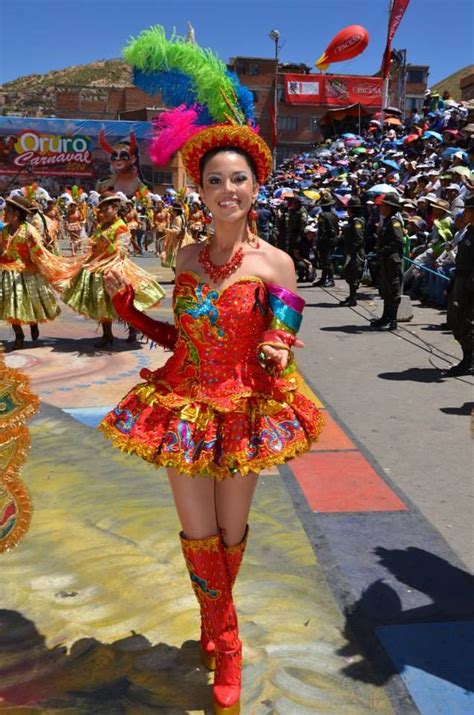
[351,147,367,155]
[385,106,403,115]
[423,131,443,142]
[335,194,351,206]
[297,180,313,189]
[341,133,356,139]
[450,166,472,178]
[314,166,328,175]
[273,187,294,198]
[441,147,464,159]
[369,119,382,127]
[381,158,400,171]
[367,183,393,194]
[444,99,458,107]
[404,133,420,145]
[303,190,321,201]
[345,139,363,148]
[385,117,402,126]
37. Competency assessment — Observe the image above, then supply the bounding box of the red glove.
[112,285,178,350]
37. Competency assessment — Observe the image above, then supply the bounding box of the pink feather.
[150,105,209,166]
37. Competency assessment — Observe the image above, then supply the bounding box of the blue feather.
[133,68,214,125]
[225,71,255,122]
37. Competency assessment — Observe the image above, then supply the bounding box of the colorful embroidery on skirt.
[247,416,300,457]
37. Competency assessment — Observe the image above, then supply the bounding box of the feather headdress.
[123,26,272,184]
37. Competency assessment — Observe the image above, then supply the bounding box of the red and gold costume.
[100,272,322,478]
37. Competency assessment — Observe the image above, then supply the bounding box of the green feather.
[123,26,243,123]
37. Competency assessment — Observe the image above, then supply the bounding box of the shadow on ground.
[378,367,446,383]
[337,547,474,692]
[0,610,210,711]
[440,402,474,416]
[320,324,374,334]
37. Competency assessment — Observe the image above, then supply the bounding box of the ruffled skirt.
[62,266,165,322]
[0,269,60,324]
[99,372,323,479]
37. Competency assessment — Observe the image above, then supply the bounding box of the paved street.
[0,253,473,714]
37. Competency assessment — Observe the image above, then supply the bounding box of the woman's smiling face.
[199,150,258,223]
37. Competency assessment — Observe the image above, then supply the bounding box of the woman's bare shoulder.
[257,240,297,291]
[175,241,201,272]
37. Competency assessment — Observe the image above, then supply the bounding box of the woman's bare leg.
[166,468,258,546]
[215,472,258,546]
[166,467,218,538]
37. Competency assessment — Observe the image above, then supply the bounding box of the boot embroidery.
[190,571,221,600]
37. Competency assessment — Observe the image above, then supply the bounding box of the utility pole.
[269,29,280,170]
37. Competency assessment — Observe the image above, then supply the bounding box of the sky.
[0,0,472,87]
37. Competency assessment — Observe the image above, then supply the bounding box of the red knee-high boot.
[181,532,242,714]
[201,527,249,671]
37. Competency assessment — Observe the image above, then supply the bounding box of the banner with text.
[0,117,155,196]
[284,74,383,108]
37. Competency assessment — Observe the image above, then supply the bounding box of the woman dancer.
[0,196,62,349]
[65,201,84,256]
[160,202,191,271]
[153,198,169,256]
[61,192,165,348]
[99,27,323,714]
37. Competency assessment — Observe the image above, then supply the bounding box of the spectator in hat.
[313,193,339,287]
[444,196,474,376]
[294,223,317,283]
[371,193,404,330]
[428,198,453,246]
[339,197,365,306]
[444,184,464,218]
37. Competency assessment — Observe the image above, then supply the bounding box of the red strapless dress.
[99,272,323,479]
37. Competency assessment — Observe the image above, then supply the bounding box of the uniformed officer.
[371,193,404,331]
[444,195,474,376]
[339,197,365,306]
[313,193,339,287]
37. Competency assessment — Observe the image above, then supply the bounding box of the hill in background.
[0,59,131,92]
[431,64,473,101]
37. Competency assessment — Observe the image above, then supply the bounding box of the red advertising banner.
[382,0,410,78]
[284,74,383,107]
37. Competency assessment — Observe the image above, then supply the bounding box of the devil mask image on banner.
[96,130,151,197]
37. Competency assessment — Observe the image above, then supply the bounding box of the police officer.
[339,197,365,306]
[287,196,308,260]
[371,193,404,331]
[313,193,339,287]
[444,195,474,376]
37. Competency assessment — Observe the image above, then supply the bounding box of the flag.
[382,0,410,78]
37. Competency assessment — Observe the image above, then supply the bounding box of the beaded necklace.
[198,242,244,282]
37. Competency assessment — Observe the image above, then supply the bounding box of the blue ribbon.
[268,294,303,333]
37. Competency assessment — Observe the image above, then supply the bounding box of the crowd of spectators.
[1,89,472,373]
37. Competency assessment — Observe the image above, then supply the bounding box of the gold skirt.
[0,269,60,324]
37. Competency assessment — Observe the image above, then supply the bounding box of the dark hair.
[199,146,257,185]
[10,205,29,222]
